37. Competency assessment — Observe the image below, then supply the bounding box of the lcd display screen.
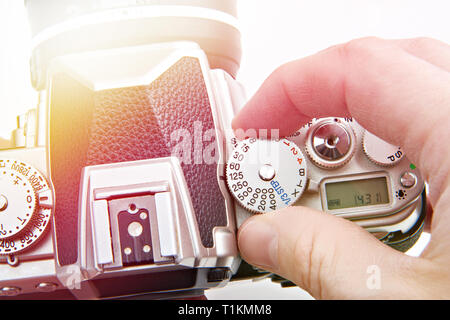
[325,177,390,210]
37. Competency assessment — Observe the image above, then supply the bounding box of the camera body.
[0,0,425,299]
[0,40,246,299]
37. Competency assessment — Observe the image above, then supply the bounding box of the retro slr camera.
[0,0,426,299]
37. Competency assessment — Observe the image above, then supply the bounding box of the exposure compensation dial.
[226,138,308,214]
[0,159,53,255]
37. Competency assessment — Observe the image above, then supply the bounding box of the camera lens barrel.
[25,0,238,35]
[25,0,241,89]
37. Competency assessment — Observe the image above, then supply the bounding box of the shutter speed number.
[228,139,278,212]
[229,161,278,212]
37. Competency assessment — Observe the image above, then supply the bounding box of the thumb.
[237,206,424,299]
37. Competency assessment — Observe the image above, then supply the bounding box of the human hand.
[232,37,450,299]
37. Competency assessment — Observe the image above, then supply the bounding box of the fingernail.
[238,219,279,270]
[231,117,239,130]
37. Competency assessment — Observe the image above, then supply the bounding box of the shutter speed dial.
[226,138,308,214]
[0,159,53,255]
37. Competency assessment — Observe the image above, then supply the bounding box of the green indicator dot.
[410,163,416,170]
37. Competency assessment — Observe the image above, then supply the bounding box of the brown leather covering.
[50,57,227,265]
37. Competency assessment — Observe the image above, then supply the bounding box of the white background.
[236,0,450,97]
[0,0,448,299]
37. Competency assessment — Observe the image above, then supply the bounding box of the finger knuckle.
[408,36,438,50]
[340,36,385,60]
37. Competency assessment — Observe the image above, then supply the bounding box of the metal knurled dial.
[0,159,53,255]
[0,168,37,239]
[362,131,404,166]
[305,118,356,169]
[226,138,308,214]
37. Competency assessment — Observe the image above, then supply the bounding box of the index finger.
[232,37,450,203]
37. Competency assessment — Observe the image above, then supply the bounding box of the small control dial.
[0,159,53,255]
[363,131,404,166]
[226,138,307,214]
[305,118,356,169]
[0,163,37,238]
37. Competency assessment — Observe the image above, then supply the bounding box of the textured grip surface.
[382,191,427,253]
[50,57,227,266]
